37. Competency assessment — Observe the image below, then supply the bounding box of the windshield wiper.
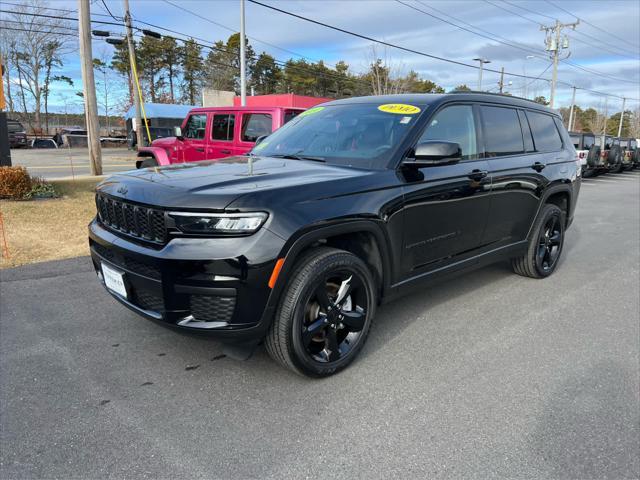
[270,152,326,162]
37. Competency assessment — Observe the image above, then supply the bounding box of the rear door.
[180,113,208,162]
[207,112,237,159]
[480,105,549,248]
[237,112,275,154]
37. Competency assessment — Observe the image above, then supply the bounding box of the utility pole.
[473,57,491,91]
[78,0,102,175]
[567,86,577,131]
[602,96,609,136]
[541,19,579,109]
[498,67,505,93]
[617,97,626,137]
[0,53,11,166]
[123,0,144,147]
[239,0,247,106]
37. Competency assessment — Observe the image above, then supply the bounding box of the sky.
[4,0,640,114]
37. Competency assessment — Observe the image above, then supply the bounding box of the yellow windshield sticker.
[253,141,269,151]
[378,103,421,115]
[299,106,325,117]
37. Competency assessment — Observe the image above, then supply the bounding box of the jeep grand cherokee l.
[89,93,580,377]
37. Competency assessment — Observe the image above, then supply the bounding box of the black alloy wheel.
[301,270,368,363]
[266,247,376,377]
[535,214,562,273]
[512,203,565,278]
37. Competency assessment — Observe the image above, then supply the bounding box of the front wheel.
[512,204,565,279]
[266,247,377,377]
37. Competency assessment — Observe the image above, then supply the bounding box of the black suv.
[90,93,580,377]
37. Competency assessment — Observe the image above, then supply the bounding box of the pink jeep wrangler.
[136,106,303,168]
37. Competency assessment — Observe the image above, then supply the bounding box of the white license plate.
[102,263,127,299]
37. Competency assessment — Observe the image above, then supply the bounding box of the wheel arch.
[528,183,573,237]
[136,146,170,168]
[267,220,393,309]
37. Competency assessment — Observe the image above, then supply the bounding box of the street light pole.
[473,58,491,91]
[123,0,144,147]
[239,0,247,106]
[78,0,102,175]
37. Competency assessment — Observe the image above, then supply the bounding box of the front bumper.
[89,219,285,343]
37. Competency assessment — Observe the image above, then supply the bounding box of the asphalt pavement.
[9,147,138,179]
[1,171,639,479]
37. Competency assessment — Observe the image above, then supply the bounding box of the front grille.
[96,193,166,244]
[190,295,236,323]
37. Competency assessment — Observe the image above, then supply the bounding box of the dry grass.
[0,177,99,269]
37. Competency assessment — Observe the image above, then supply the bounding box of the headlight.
[169,212,268,234]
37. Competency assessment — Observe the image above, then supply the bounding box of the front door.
[401,104,492,275]
[180,113,208,162]
[208,112,237,159]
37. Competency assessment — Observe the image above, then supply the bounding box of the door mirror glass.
[403,141,461,167]
[174,126,183,139]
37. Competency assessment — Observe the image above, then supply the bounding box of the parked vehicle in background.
[570,131,598,177]
[632,139,640,168]
[7,119,27,148]
[136,106,304,168]
[90,92,580,377]
[593,134,613,174]
[618,138,636,170]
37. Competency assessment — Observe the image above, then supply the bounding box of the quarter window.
[418,105,478,159]
[183,114,207,139]
[526,111,562,152]
[241,113,272,142]
[212,114,235,141]
[480,106,524,157]
[284,110,301,124]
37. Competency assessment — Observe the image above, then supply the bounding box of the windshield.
[583,135,594,148]
[251,103,424,169]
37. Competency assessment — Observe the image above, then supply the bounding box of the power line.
[0,25,77,37]
[99,0,122,22]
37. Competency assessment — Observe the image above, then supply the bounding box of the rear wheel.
[266,247,376,377]
[512,204,565,279]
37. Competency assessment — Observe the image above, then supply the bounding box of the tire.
[608,146,623,173]
[586,145,600,168]
[512,204,565,279]
[582,168,596,178]
[265,247,377,377]
[139,158,158,168]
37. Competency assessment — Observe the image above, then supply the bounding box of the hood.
[96,155,373,210]
[151,137,177,146]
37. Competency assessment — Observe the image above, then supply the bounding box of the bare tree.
[0,0,73,132]
[363,44,407,95]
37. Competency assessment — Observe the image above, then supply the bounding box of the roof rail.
[449,90,547,105]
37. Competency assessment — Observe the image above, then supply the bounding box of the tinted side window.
[518,110,535,152]
[284,110,300,123]
[211,114,235,141]
[241,113,272,142]
[526,111,563,152]
[418,105,478,159]
[569,134,580,148]
[480,106,523,157]
[184,114,207,139]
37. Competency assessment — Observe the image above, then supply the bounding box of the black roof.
[325,92,557,114]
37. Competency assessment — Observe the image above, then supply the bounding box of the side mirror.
[254,135,268,146]
[402,141,462,167]
[174,126,183,140]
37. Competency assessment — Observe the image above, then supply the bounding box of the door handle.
[220,149,231,154]
[195,147,205,152]
[467,169,488,180]
[531,162,546,172]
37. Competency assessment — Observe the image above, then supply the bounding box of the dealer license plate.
[102,263,127,298]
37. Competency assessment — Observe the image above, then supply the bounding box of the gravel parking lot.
[1,171,639,479]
